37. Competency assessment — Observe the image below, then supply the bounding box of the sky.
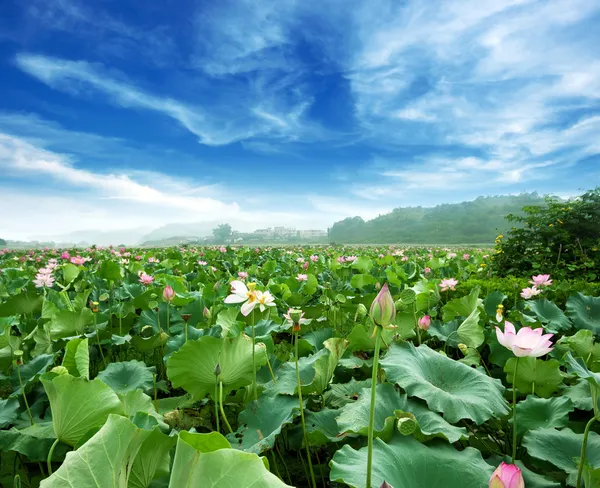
[0,0,599,242]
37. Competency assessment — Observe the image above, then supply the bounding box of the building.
[299,229,328,239]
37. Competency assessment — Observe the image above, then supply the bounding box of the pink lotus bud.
[370,283,396,327]
[489,462,524,488]
[163,285,175,302]
[303,261,309,270]
[418,315,431,330]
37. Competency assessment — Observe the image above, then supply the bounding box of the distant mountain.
[328,193,546,244]
[30,227,152,247]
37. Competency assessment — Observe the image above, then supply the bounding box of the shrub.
[491,187,600,280]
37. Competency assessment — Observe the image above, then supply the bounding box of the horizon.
[1,1,599,242]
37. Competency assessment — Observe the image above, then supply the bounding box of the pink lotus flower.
[198,260,208,266]
[238,271,248,280]
[163,285,175,302]
[33,272,55,288]
[296,273,308,282]
[495,321,554,357]
[418,315,431,330]
[423,267,431,274]
[439,278,458,292]
[463,254,470,260]
[148,257,159,263]
[303,261,309,270]
[70,256,88,265]
[61,251,70,260]
[135,255,142,261]
[139,273,154,286]
[219,246,227,253]
[530,274,552,287]
[337,256,346,263]
[489,462,524,488]
[296,257,305,263]
[401,256,409,262]
[310,255,319,262]
[345,256,357,262]
[447,252,457,259]
[520,286,541,299]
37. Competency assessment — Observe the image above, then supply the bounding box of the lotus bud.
[369,283,396,327]
[203,306,212,320]
[380,482,394,488]
[489,462,524,488]
[418,315,431,331]
[214,363,221,377]
[356,303,368,319]
[51,365,69,375]
[397,414,417,436]
[375,282,381,290]
[163,286,175,302]
[458,343,469,355]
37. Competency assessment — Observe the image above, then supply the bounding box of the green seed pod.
[51,365,69,376]
[397,415,417,436]
[356,303,368,319]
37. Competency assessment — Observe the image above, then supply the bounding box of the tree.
[212,224,232,243]
[0,238,6,246]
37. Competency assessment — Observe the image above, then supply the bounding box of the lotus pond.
[0,245,599,487]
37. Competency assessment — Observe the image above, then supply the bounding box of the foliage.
[493,187,600,280]
[212,224,233,243]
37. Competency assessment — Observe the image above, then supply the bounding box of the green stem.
[94,313,106,367]
[184,323,188,343]
[512,357,520,463]
[214,375,220,433]
[47,437,60,476]
[295,332,316,488]
[251,310,257,401]
[153,374,159,413]
[17,365,34,426]
[576,417,596,488]
[266,354,277,383]
[219,380,233,434]
[366,325,382,488]
[166,302,170,335]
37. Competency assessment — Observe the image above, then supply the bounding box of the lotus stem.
[184,323,188,342]
[17,364,34,426]
[251,310,257,401]
[511,357,519,463]
[93,313,106,367]
[295,331,316,488]
[214,374,220,433]
[153,373,159,413]
[266,354,277,383]
[576,417,596,488]
[166,302,170,335]
[366,325,382,488]
[219,380,233,434]
[47,437,60,476]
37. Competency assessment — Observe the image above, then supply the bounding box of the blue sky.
[1,0,599,240]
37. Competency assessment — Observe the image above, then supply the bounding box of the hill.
[328,193,545,244]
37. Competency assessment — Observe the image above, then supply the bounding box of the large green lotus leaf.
[62,263,79,284]
[561,380,594,411]
[0,397,19,428]
[129,427,177,488]
[97,360,156,395]
[428,319,461,348]
[41,373,125,446]
[351,256,372,273]
[350,273,376,290]
[330,433,493,488]
[337,383,466,443]
[302,408,343,446]
[442,288,482,322]
[118,389,167,431]
[98,260,122,282]
[457,308,484,348]
[61,337,89,379]
[0,422,70,462]
[229,391,300,454]
[556,330,600,372]
[504,357,563,398]
[584,466,600,488]
[564,352,600,388]
[131,331,169,353]
[168,431,292,488]
[32,323,53,356]
[526,299,573,333]
[566,293,600,335]
[9,353,55,398]
[301,328,334,352]
[523,427,600,486]
[323,379,371,408]
[380,343,510,424]
[271,338,348,396]
[48,308,94,340]
[0,292,43,317]
[167,334,267,400]
[513,396,573,436]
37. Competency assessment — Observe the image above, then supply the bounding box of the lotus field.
[1,245,599,488]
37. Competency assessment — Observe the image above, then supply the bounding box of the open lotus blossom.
[530,274,552,287]
[70,256,88,265]
[33,272,55,288]
[439,278,459,292]
[337,256,346,263]
[520,286,541,299]
[495,321,554,357]
[224,280,259,316]
[255,290,276,312]
[238,271,248,280]
[447,252,457,259]
[139,272,154,286]
[310,255,319,262]
[489,462,524,488]
[61,251,70,260]
[296,273,308,282]
[345,255,357,262]
[198,260,208,266]
[423,267,431,274]
[147,257,159,263]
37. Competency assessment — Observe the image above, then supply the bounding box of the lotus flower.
[163,285,175,302]
[70,256,88,265]
[530,274,552,287]
[139,272,154,286]
[310,255,319,262]
[418,315,431,330]
[224,280,259,316]
[520,286,541,299]
[489,462,524,488]
[296,273,308,282]
[33,272,55,288]
[255,290,276,312]
[440,278,459,292]
[370,283,396,327]
[238,271,248,280]
[495,321,553,357]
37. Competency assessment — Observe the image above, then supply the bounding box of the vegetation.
[493,188,600,281]
[0,242,599,487]
[328,193,545,244]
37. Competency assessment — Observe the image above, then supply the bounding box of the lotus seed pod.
[397,416,417,436]
[458,343,469,355]
[51,365,69,376]
[356,303,368,319]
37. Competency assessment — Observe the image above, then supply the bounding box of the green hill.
[328,193,545,244]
